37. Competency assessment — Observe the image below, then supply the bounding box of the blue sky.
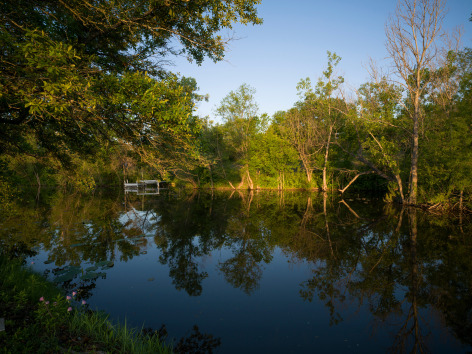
[171,0,472,123]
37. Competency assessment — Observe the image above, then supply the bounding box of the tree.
[283,52,345,190]
[420,48,472,208]
[339,78,410,202]
[215,84,266,189]
[280,106,319,186]
[248,121,299,189]
[385,0,454,204]
[1,0,262,71]
[304,52,345,191]
[0,0,263,171]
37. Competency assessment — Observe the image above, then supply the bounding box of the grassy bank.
[0,254,171,353]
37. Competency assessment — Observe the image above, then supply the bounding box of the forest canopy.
[0,0,262,166]
[1,0,471,211]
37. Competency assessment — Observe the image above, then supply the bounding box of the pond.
[1,189,471,353]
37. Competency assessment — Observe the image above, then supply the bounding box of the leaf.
[81,272,99,280]
[96,260,114,269]
[100,264,114,270]
[53,268,81,283]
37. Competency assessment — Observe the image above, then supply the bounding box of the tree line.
[199,45,471,209]
[0,0,471,209]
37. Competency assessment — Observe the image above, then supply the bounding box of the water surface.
[1,189,471,353]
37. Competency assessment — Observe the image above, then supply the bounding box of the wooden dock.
[124,180,168,191]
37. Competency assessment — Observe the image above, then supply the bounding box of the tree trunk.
[395,173,405,204]
[322,167,327,192]
[215,133,227,180]
[306,169,313,185]
[35,171,41,201]
[237,173,246,189]
[123,164,126,185]
[323,192,335,258]
[322,125,333,192]
[301,196,313,228]
[208,165,214,189]
[246,168,254,190]
[409,98,419,205]
[34,170,41,189]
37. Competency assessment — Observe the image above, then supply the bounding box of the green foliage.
[35,294,76,336]
[2,0,471,206]
[297,51,344,101]
[215,84,262,162]
[185,45,466,203]
[418,48,472,206]
[0,255,171,353]
[1,25,201,174]
[0,0,262,190]
[0,0,262,70]
[0,256,65,352]
[68,312,171,354]
[248,126,299,187]
[215,84,260,123]
[0,177,18,218]
[210,84,267,187]
[281,52,347,189]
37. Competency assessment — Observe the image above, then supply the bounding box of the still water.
[1,189,471,353]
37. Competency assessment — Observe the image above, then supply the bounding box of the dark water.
[1,189,471,353]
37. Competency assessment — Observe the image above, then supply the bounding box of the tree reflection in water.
[298,199,472,352]
[1,189,471,351]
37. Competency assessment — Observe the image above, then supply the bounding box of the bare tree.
[385,0,454,204]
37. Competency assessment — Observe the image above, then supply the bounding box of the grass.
[0,254,172,353]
